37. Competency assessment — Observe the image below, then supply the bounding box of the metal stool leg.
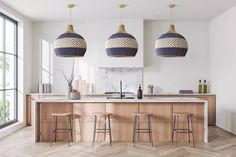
[104,116,106,141]
[175,115,179,147]
[50,116,55,147]
[54,116,58,142]
[79,118,82,141]
[172,115,176,142]
[66,116,70,147]
[108,115,112,147]
[69,115,73,143]
[92,115,97,147]
[148,115,153,147]
[133,115,137,147]
[190,115,195,147]
[187,115,190,143]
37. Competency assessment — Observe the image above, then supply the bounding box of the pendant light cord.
[69,7,72,24]
[68,4,75,25]
[119,4,126,25]
[120,6,123,24]
[169,4,176,25]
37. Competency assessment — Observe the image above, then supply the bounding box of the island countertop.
[33,97,208,143]
[35,97,207,103]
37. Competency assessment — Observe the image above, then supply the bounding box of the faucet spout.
[120,80,123,99]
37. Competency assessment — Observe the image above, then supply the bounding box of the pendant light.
[105,4,138,57]
[54,4,87,57]
[155,4,188,57]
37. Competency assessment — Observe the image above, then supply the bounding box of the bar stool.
[71,113,82,142]
[92,112,112,147]
[132,112,153,147]
[50,113,72,147]
[172,112,195,147]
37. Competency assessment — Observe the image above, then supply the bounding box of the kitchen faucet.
[120,80,124,99]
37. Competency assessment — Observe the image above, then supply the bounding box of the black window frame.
[0,12,18,129]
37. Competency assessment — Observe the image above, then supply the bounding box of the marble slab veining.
[98,68,143,94]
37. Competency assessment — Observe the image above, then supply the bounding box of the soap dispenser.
[137,84,143,99]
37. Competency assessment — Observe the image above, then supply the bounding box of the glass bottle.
[198,80,203,93]
[203,80,207,93]
[137,84,143,99]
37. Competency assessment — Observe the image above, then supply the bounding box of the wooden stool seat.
[173,112,193,116]
[71,113,82,119]
[51,113,71,117]
[132,112,153,116]
[92,112,113,116]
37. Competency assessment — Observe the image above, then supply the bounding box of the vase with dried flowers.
[59,61,76,99]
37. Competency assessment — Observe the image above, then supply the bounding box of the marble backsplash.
[98,68,143,94]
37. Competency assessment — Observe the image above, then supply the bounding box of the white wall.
[0,1,32,135]
[32,19,143,93]
[143,20,210,93]
[209,5,236,133]
[32,20,210,94]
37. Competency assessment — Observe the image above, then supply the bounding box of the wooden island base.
[34,100,207,143]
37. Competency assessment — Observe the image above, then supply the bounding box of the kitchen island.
[33,97,208,143]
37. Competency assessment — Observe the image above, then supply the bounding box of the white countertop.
[35,97,207,103]
[28,93,215,97]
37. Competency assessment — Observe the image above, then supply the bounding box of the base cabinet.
[145,95,216,126]
[35,102,206,142]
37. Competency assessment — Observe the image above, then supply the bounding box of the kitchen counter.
[33,97,208,143]
[35,97,207,103]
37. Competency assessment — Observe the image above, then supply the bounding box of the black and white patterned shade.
[105,25,138,57]
[155,25,188,57]
[54,25,87,57]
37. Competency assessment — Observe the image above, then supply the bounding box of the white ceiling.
[1,0,236,22]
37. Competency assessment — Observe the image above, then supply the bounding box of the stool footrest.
[135,131,151,133]
[175,131,193,133]
[94,131,112,133]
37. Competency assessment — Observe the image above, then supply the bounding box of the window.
[39,39,53,84]
[0,12,18,128]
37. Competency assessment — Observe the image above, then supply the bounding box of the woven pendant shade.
[155,4,188,57]
[54,25,87,57]
[54,4,87,57]
[155,25,188,57]
[105,24,138,57]
[105,4,138,57]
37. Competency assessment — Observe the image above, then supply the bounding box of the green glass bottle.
[203,80,207,93]
[198,80,203,93]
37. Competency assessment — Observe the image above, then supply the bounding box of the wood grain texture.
[139,103,172,142]
[0,126,235,157]
[35,102,206,142]
[106,103,139,121]
[38,103,73,142]
[145,95,216,125]
[172,103,204,141]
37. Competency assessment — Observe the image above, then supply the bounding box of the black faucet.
[120,80,124,99]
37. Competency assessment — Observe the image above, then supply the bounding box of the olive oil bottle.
[198,80,203,93]
[203,80,208,93]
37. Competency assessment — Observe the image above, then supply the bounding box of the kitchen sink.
[107,96,135,99]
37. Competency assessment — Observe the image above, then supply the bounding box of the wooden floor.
[0,126,236,157]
